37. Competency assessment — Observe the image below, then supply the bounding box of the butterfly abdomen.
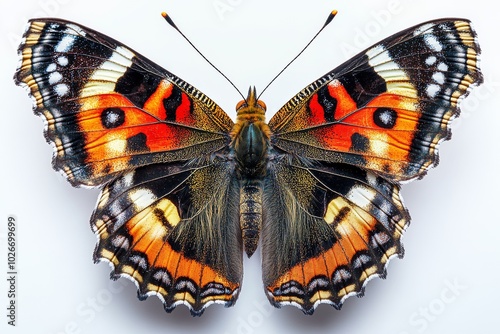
[239,179,263,257]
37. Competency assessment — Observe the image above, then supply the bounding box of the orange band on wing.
[123,206,237,291]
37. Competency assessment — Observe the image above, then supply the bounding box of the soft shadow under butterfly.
[15,11,482,316]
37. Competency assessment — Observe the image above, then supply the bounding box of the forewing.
[15,19,234,187]
[269,19,482,181]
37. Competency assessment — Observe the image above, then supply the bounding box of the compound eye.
[257,100,267,111]
[236,100,246,110]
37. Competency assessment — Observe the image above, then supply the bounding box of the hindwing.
[262,156,408,312]
[92,157,242,315]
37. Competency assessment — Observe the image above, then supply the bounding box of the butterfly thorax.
[231,87,270,178]
[231,87,270,257]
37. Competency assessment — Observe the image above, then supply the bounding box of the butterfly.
[14,13,482,316]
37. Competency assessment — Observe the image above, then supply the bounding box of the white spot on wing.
[54,83,69,96]
[55,35,76,52]
[378,110,394,126]
[129,188,157,211]
[333,268,352,284]
[425,56,437,66]
[130,255,148,270]
[106,111,120,125]
[46,63,57,73]
[57,56,69,66]
[65,23,87,37]
[425,34,443,52]
[372,232,390,246]
[432,72,445,85]
[426,84,441,98]
[438,62,449,72]
[346,186,377,211]
[122,171,135,187]
[366,173,378,187]
[111,235,130,249]
[366,45,417,97]
[353,254,372,268]
[153,270,171,286]
[49,71,63,85]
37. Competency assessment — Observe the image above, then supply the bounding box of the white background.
[1,0,499,333]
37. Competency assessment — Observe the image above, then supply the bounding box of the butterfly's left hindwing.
[92,158,242,315]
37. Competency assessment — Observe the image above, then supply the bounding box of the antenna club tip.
[323,9,338,27]
[162,11,178,29]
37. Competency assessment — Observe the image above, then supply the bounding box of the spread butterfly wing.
[92,157,242,316]
[263,19,482,313]
[269,19,482,182]
[262,158,409,313]
[15,19,234,188]
[15,19,241,316]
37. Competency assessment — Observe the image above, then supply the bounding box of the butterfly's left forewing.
[264,19,482,313]
[15,19,234,187]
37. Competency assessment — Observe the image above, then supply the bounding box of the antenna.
[162,12,246,102]
[257,10,338,100]
[162,10,338,103]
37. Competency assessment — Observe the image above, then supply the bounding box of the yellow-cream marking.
[157,198,181,227]
[105,135,128,155]
[100,249,119,265]
[359,266,378,282]
[121,265,144,283]
[97,188,110,209]
[310,290,332,303]
[369,133,389,156]
[366,45,418,98]
[324,196,375,237]
[174,293,195,305]
[338,284,357,298]
[80,46,135,98]
[93,219,109,238]
[147,283,167,296]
